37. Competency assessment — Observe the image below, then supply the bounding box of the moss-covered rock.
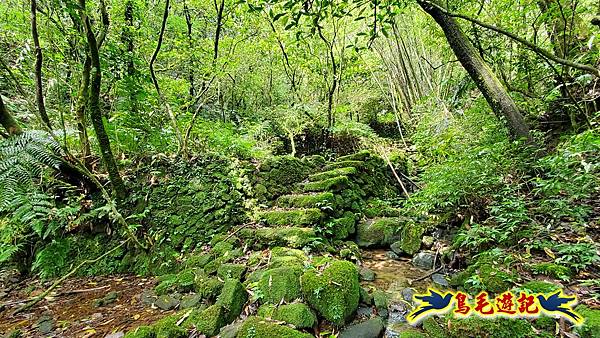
[518,280,560,294]
[253,155,315,201]
[218,263,247,280]
[337,151,371,162]
[329,213,356,240]
[399,222,425,256]
[183,304,227,336]
[363,199,402,218]
[373,290,389,318]
[153,315,188,338]
[309,167,358,182]
[302,176,350,192]
[450,254,517,293]
[155,269,199,295]
[300,260,359,325]
[356,218,400,247]
[257,208,323,226]
[421,317,446,338]
[271,303,317,329]
[123,326,155,338]
[323,160,364,171]
[576,305,600,338]
[195,275,223,300]
[236,316,313,338]
[240,227,317,249]
[184,253,212,269]
[276,192,335,209]
[216,278,248,323]
[258,266,303,303]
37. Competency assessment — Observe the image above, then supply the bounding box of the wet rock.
[94,291,119,307]
[390,241,403,255]
[360,287,373,305]
[401,288,416,303]
[386,251,400,260]
[356,306,374,318]
[219,321,242,338]
[359,267,376,281]
[412,251,435,270]
[155,294,179,310]
[339,317,384,338]
[373,290,389,319]
[37,315,54,335]
[387,301,409,326]
[422,236,434,249]
[140,289,157,306]
[180,293,203,309]
[431,273,448,287]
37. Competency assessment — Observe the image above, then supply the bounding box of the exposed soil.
[0,275,171,337]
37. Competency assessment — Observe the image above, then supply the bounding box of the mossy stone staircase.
[241,150,412,249]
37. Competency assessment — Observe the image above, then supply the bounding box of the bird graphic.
[407,289,454,323]
[536,291,582,324]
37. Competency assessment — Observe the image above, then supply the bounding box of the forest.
[0,0,599,337]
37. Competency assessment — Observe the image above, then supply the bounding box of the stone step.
[336,150,371,162]
[276,192,335,209]
[256,208,323,226]
[301,175,349,193]
[323,160,364,171]
[239,226,317,249]
[308,167,357,182]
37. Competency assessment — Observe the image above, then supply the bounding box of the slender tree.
[0,94,23,136]
[79,0,126,200]
[417,0,532,140]
[30,0,52,130]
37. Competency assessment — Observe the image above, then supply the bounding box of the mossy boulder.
[302,176,349,192]
[184,253,212,269]
[529,262,572,280]
[337,151,371,162]
[155,269,198,295]
[258,266,303,303]
[276,192,335,209]
[518,280,560,293]
[450,255,517,293]
[356,218,400,247]
[216,278,248,323]
[123,326,155,338]
[323,160,364,171]
[300,260,359,325]
[183,304,227,336]
[195,275,223,300]
[240,227,317,249]
[399,222,425,256]
[257,208,323,226]
[218,263,247,280]
[576,305,600,338]
[153,315,188,338]
[271,303,317,329]
[236,316,313,338]
[309,167,357,182]
[329,213,356,240]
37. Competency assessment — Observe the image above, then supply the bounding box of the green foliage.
[554,243,599,272]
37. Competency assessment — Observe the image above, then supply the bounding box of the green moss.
[271,247,307,260]
[476,264,515,293]
[309,167,358,182]
[399,222,425,255]
[576,305,600,338]
[257,208,323,226]
[356,218,400,247]
[451,256,517,293]
[217,263,247,280]
[518,280,560,294]
[529,262,572,280]
[337,151,371,162]
[276,192,335,208]
[363,199,402,218]
[183,304,226,336]
[533,316,556,332]
[152,315,188,338]
[155,269,198,295]
[300,260,359,325]
[195,275,223,300]
[216,278,248,323]
[240,227,317,249]
[373,290,389,314]
[323,161,364,171]
[184,253,212,269]
[204,257,225,275]
[302,175,350,192]
[257,304,277,317]
[237,317,313,338]
[123,326,155,338]
[212,241,234,256]
[258,267,303,303]
[359,287,373,304]
[422,317,446,338]
[329,214,356,240]
[271,303,317,329]
[443,317,536,338]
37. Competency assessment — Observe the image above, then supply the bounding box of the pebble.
[412,251,435,269]
[431,273,449,287]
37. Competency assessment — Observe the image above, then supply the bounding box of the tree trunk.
[213,0,225,62]
[0,94,23,136]
[79,0,126,200]
[31,0,52,130]
[418,0,531,140]
[123,0,138,113]
[74,55,92,161]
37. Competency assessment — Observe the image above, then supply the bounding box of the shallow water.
[360,249,431,292]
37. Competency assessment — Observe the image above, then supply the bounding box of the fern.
[0,131,65,264]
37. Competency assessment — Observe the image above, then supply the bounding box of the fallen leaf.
[543,247,556,259]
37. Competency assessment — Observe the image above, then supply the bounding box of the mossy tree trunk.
[418,0,531,141]
[74,54,92,162]
[0,94,23,136]
[31,0,52,130]
[79,0,126,200]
